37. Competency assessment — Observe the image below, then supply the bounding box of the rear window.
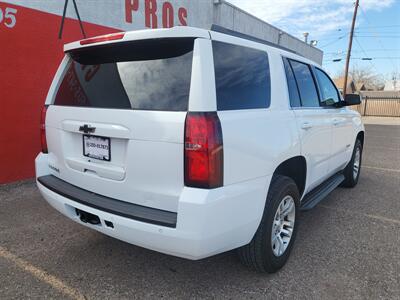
[212,41,271,110]
[54,38,194,111]
[283,58,301,107]
[288,60,320,108]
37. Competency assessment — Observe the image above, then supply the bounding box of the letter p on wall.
[125,0,139,23]
[125,0,188,28]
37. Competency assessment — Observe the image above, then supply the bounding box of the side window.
[315,68,340,106]
[283,58,301,107]
[213,41,271,110]
[289,60,320,108]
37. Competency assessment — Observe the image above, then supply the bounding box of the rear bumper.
[35,153,270,260]
[37,175,177,228]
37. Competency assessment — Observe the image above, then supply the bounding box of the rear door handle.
[332,119,341,126]
[301,122,313,130]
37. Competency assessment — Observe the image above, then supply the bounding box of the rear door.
[45,38,198,212]
[313,67,354,173]
[283,58,333,193]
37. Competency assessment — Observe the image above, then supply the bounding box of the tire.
[237,175,300,273]
[341,139,363,188]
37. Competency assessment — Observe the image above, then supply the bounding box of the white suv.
[36,26,364,273]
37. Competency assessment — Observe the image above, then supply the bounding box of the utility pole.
[343,0,359,95]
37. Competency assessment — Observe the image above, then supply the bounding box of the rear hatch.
[45,38,196,212]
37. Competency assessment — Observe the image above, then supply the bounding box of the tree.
[335,64,385,91]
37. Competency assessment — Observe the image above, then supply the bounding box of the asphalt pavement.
[1,124,399,299]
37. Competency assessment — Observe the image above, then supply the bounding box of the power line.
[305,29,398,45]
[355,57,400,60]
[323,61,341,66]
[356,25,400,29]
[318,34,348,48]
[358,4,398,72]
[355,35,400,38]
[317,35,348,41]
[353,36,380,74]
[319,33,400,40]
[324,49,400,55]
[324,57,400,62]
[355,31,400,34]
[317,33,352,41]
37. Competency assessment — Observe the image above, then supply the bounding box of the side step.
[300,173,345,211]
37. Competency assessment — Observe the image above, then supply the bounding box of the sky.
[229,0,400,81]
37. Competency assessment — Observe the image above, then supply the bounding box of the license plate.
[83,135,111,161]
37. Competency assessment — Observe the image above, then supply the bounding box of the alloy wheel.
[353,146,361,180]
[271,195,295,257]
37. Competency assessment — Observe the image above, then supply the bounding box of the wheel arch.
[356,131,365,147]
[273,156,307,197]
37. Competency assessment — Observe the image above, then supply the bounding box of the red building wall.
[0,0,195,183]
[0,3,119,183]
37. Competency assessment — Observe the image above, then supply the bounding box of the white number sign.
[0,7,17,28]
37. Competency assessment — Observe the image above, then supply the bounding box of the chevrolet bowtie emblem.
[79,124,96,134]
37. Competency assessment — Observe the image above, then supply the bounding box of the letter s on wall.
[178,7,187,26]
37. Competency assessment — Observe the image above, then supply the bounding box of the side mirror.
[343,94,361,106]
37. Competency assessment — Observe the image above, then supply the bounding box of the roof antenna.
[58,0,86,40]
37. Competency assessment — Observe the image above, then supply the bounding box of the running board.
[300,173,345,211]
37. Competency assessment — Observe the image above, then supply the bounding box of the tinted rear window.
[283,58,301,107]
[213,41,271,110]
[289,60,320,108]
[54,38,194,111]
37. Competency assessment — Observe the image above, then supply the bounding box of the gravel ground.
[1,124,399,299]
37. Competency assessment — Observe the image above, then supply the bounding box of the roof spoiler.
[210,24,298,55]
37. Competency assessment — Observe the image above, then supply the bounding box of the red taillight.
[79,32,125,45]
[40,106,48,153]
[184,112,223,189]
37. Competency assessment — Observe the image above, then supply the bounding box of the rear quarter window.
[289,60,320,108]
[212,41,271,110]
[283,58,301,108]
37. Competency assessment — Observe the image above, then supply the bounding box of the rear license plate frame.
[83,135,111,162]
